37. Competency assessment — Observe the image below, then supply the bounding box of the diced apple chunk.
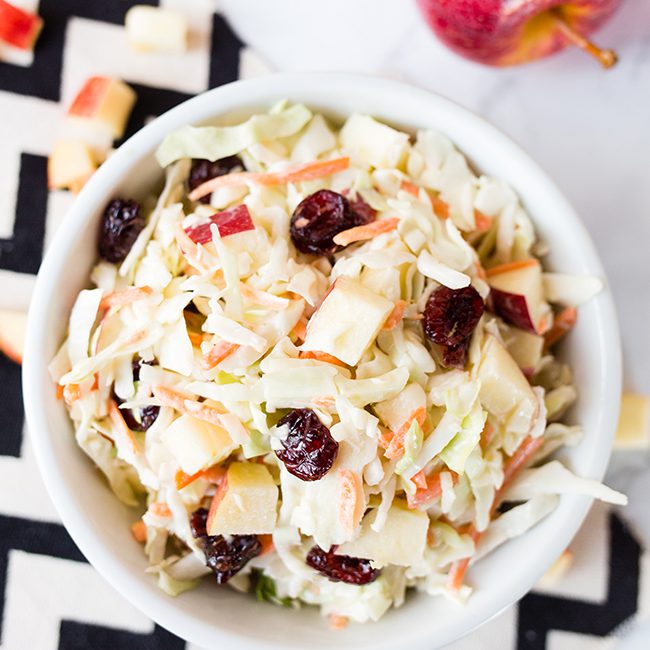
[0,0,43,51]
[502,326,544,377]
[302,277,393,366]
[48,140,97,193]
[125,6,188,54]
[477,335,537,430]
[488,261,550,334]
[68,76,137,139]
[0,309,26,364]
[340,114,410,169]
[336,499,428,567]
[614,393,650,450]
[207,462,278,535]
[162,414,237,475]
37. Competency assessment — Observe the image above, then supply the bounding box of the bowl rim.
[22,72,621,649]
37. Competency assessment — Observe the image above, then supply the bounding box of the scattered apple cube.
[502,326,544,377]
[477,334,537,430]
[0,0,42,51]
[48,140,97,193]
[0,309,26,364]
[614,393,650,450]
[125,5,188,54]
[336,499,428,567]
[537,549,573,588]
[301,277,393,366]
[67,76,137,139]
[207,462,278,535]
[488,260,550,334]
[162,414,237,476]
[340,114,410,169]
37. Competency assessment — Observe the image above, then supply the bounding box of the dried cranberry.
[423,285,484,347]
[131,356,154,382]
[275,409,339,481]
[189,156,243,204]
[348,194,376,224]
[441,338,471,369]
[306,546,379,585]
[190,508,261,584]
[118,403,159,432]
[98,199,145,263]
[190,507,209,538]
[290,189,370,255]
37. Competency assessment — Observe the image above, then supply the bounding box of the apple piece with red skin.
[67,76,137,140]
[502,325,544,378]
[488,260,550,334]
[0,309,26,364]
[417,0,620,68]
[0,0,43,51]
[184,205,255,244]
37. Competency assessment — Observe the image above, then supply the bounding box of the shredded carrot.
[400,180,421,197]
[385,407,427,460]
[332,217,400,247]
[63,383,82,406]
[175,464,226,491]
[383,299,408,330]
[544,307,577,350]
[411,470,429,490]
[189,157,350,201]
[55,384,64,400]
[447,526,482,591]
[108,400,140,454]
[480,421,495,451]
[338,469,363,533]
[188,330,204,347]
[149,502,173,518]
[258,534,275,556]
[299,350,347,367]
[99,286,153,311]
[424,190,450,219]
[485,259,539,277]
[291,315,308,342]
[377,426,393,450]
[152,384,228,428]
[239,283,290,310]
[201,340,240,370]
[407,470,458,509]
[312,397,336,409]
[131,520,147,544]
[328,614,349,630]
[473,210,493,233]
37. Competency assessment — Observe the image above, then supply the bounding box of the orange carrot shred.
[63,383,82,406]
[338,469,363,533]
[328,614,349,630]
[299,350,347,367]
[400,180,421,196]
[411,470,429,490]
[383,300,408,330]
[149,502,173,517]
[544,307,578,350]
[291,315,308,342]
[152,384,227,427]
[189,157,350,201]
[99,286,153,311]
[473,209,493,232]
[108,400,140,454]
[407,470,458,509]
[332,217,400,247]
[131,520,147,543]
[55,384,64,400]
[425,190,450,219]
[385,407,427,460]
[258,534,275,556]
[201,340,240,370]
[485,259,539,277]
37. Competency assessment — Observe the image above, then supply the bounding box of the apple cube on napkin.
[125,6,188,54]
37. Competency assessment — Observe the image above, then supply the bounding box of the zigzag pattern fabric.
[0,2,642,648]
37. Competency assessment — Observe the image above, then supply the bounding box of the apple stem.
[552,13,618,69]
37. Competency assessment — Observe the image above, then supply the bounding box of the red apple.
[487,260,550,334]
[0,0,43,51]
[0,309,26,364]
[184,205,255,244]
[417,0,620,68]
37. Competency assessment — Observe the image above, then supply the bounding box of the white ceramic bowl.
[23,73,621,650]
